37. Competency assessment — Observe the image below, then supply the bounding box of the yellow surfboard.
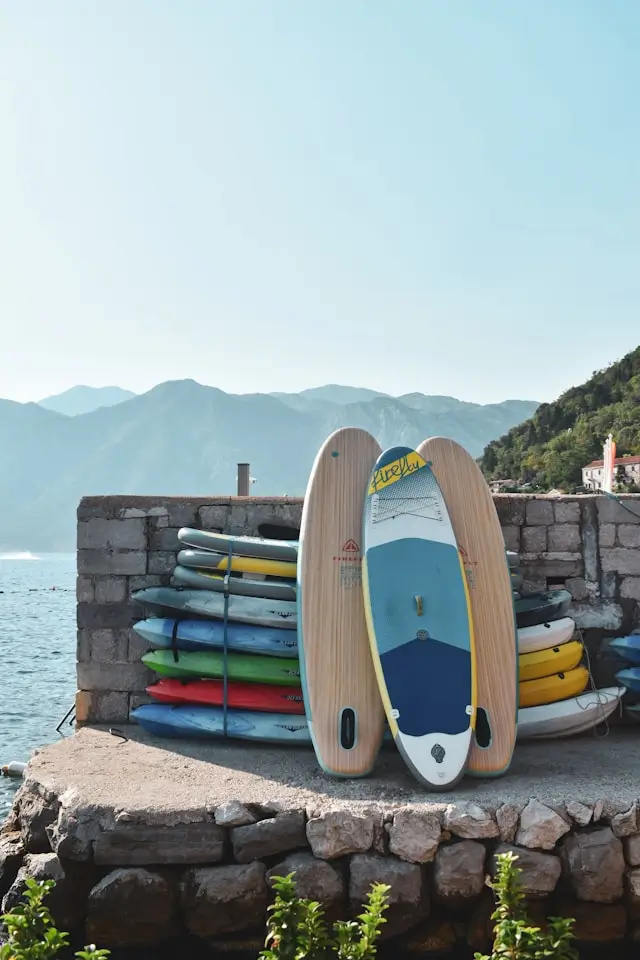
[177,549,296,579]
[519,666,589,709]
[518,641,584,683]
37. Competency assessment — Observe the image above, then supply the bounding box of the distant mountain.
[481,345,640,490]
[38,385,136,416]
[1,380,539,550]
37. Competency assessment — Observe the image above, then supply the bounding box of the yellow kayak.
[519,666,589,709]
[518,640,584,683]
[178,548,296,579]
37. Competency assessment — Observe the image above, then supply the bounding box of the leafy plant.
[475,851,577,960]
[0,878,110,960]
[260,872,389,959]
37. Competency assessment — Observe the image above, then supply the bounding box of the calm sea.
[0,552,76,819]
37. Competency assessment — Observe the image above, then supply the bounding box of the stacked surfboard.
[131,532,311,745]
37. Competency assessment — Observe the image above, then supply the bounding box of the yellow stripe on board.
[367,450,427,495]
[362,556,399,739]
[457,547,478,731]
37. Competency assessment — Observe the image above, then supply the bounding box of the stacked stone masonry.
[75,493,640,725]
[3,782,640,951]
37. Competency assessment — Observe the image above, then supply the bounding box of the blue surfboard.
[132,703,312,744]
[362,446,477,790]
[132,618,299,658]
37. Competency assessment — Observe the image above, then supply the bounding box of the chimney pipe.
[237,463,250,497]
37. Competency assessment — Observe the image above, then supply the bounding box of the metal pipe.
[237,463,250,497]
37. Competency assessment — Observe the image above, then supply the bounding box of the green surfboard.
[142,649,301,686]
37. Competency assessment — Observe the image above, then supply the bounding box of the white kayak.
[517,617,576,655]
[517,686,624,740]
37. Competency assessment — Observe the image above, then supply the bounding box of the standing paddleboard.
[178,529,298,562]
[363,446,476,790]
[298,427,385,777]
[417,437,517,778]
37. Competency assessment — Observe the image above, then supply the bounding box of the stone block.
[16,783,59,853]
[267,852,345,919]
[232,812,307,863]
[621,578,640,601]
[0,833,25,900]
[2,853,91,931]
[433,840,485,904]
[444,802,498,839]
[628,868,640,920]
[149,527,181,551]
[349,854,428,938]
[566,577,589,601]
[76,575,94,603]
[558,900,627,941]
[388,810,442,863]
[601,548,640,576]
[128,626,152,661]
[566,802,593,827]
[78,518,147,551]
[148,551,178,575]
[77,628,129,663]
[75,690,129,724]
[77,601,140,630]
[198,504,230,528]
[86,868,178,946]
[77,662,153,693]
[493,496,526,526]
[599,523,617,548]
[214,801,257,827]
[522,526,547,553]
[610,804,638,838]
[597,497,640,524]
[627,835,640,866]
[515,799,570,850]
[571,601,623,631]
[554,500,580,523]
[548,524,581,552]
[94,576,128,604]
[167,502,199,527]
[526,500,554,525]
[128,692,154,714]
[128,575,164,590]
[619,524,640,548]
[181,862,267,938]
[93,820,225,866]
[77,550,147,576]
[561,827,624,902]
[307,809,376,860]
[228,505,248,534]
[492,844,561,898]
[501,525,521,552]
[496,803,522,843]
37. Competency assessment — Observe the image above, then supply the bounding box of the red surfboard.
[146,678,305,714]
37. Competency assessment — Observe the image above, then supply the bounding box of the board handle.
[415,595,424,617]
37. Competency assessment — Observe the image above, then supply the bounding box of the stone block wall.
[75,493,640,725]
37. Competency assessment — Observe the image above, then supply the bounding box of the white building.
[582,455,640,490]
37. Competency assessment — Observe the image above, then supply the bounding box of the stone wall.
[2,778,639,952]
[75,493,640,725]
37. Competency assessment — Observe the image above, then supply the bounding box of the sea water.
[0,553,76,818]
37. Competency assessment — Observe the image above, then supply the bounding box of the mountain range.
[0,381,539,550]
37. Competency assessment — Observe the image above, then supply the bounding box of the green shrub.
[0,878,110,960]
[475,851,577,960]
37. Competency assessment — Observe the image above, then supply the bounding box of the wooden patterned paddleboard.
[363,446,477,790]
[417,437,517,778]
[298,427,385,777]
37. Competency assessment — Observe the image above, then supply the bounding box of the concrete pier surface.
[21,724,640,813]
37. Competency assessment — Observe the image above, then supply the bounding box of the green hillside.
[481,346,640,490]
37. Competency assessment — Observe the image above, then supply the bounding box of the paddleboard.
[142,649,301,686]
[417,437,516,779]
[298,427,384,777]
[147,678,305,713]
[519,665,589,708]
[614,668,640,693]
[506,551,520,569]
[518,640,584,683]
[178,529,298,562]
[132,587,297,629]
[511,572,523,590]
[517,687,624,740]
[515,590,572,629]
[177,549,296,579]
[133,618,299,658]
[132,703,311,744]
[363,445,476,790]
[172,564,296,601]
[517,617,576,655]
[608,636,640,665]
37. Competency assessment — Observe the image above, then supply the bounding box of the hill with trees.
[481,345,640,490]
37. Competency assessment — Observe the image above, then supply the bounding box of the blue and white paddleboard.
[132,586,297,629]
[132,703,312,744]
[132,618,299,658]
[363,446,477,790]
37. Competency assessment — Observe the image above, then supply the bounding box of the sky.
[1,1,639,405]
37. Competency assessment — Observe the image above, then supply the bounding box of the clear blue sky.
[1,1,639,404]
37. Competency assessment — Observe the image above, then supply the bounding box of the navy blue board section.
[363,445,475,789]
